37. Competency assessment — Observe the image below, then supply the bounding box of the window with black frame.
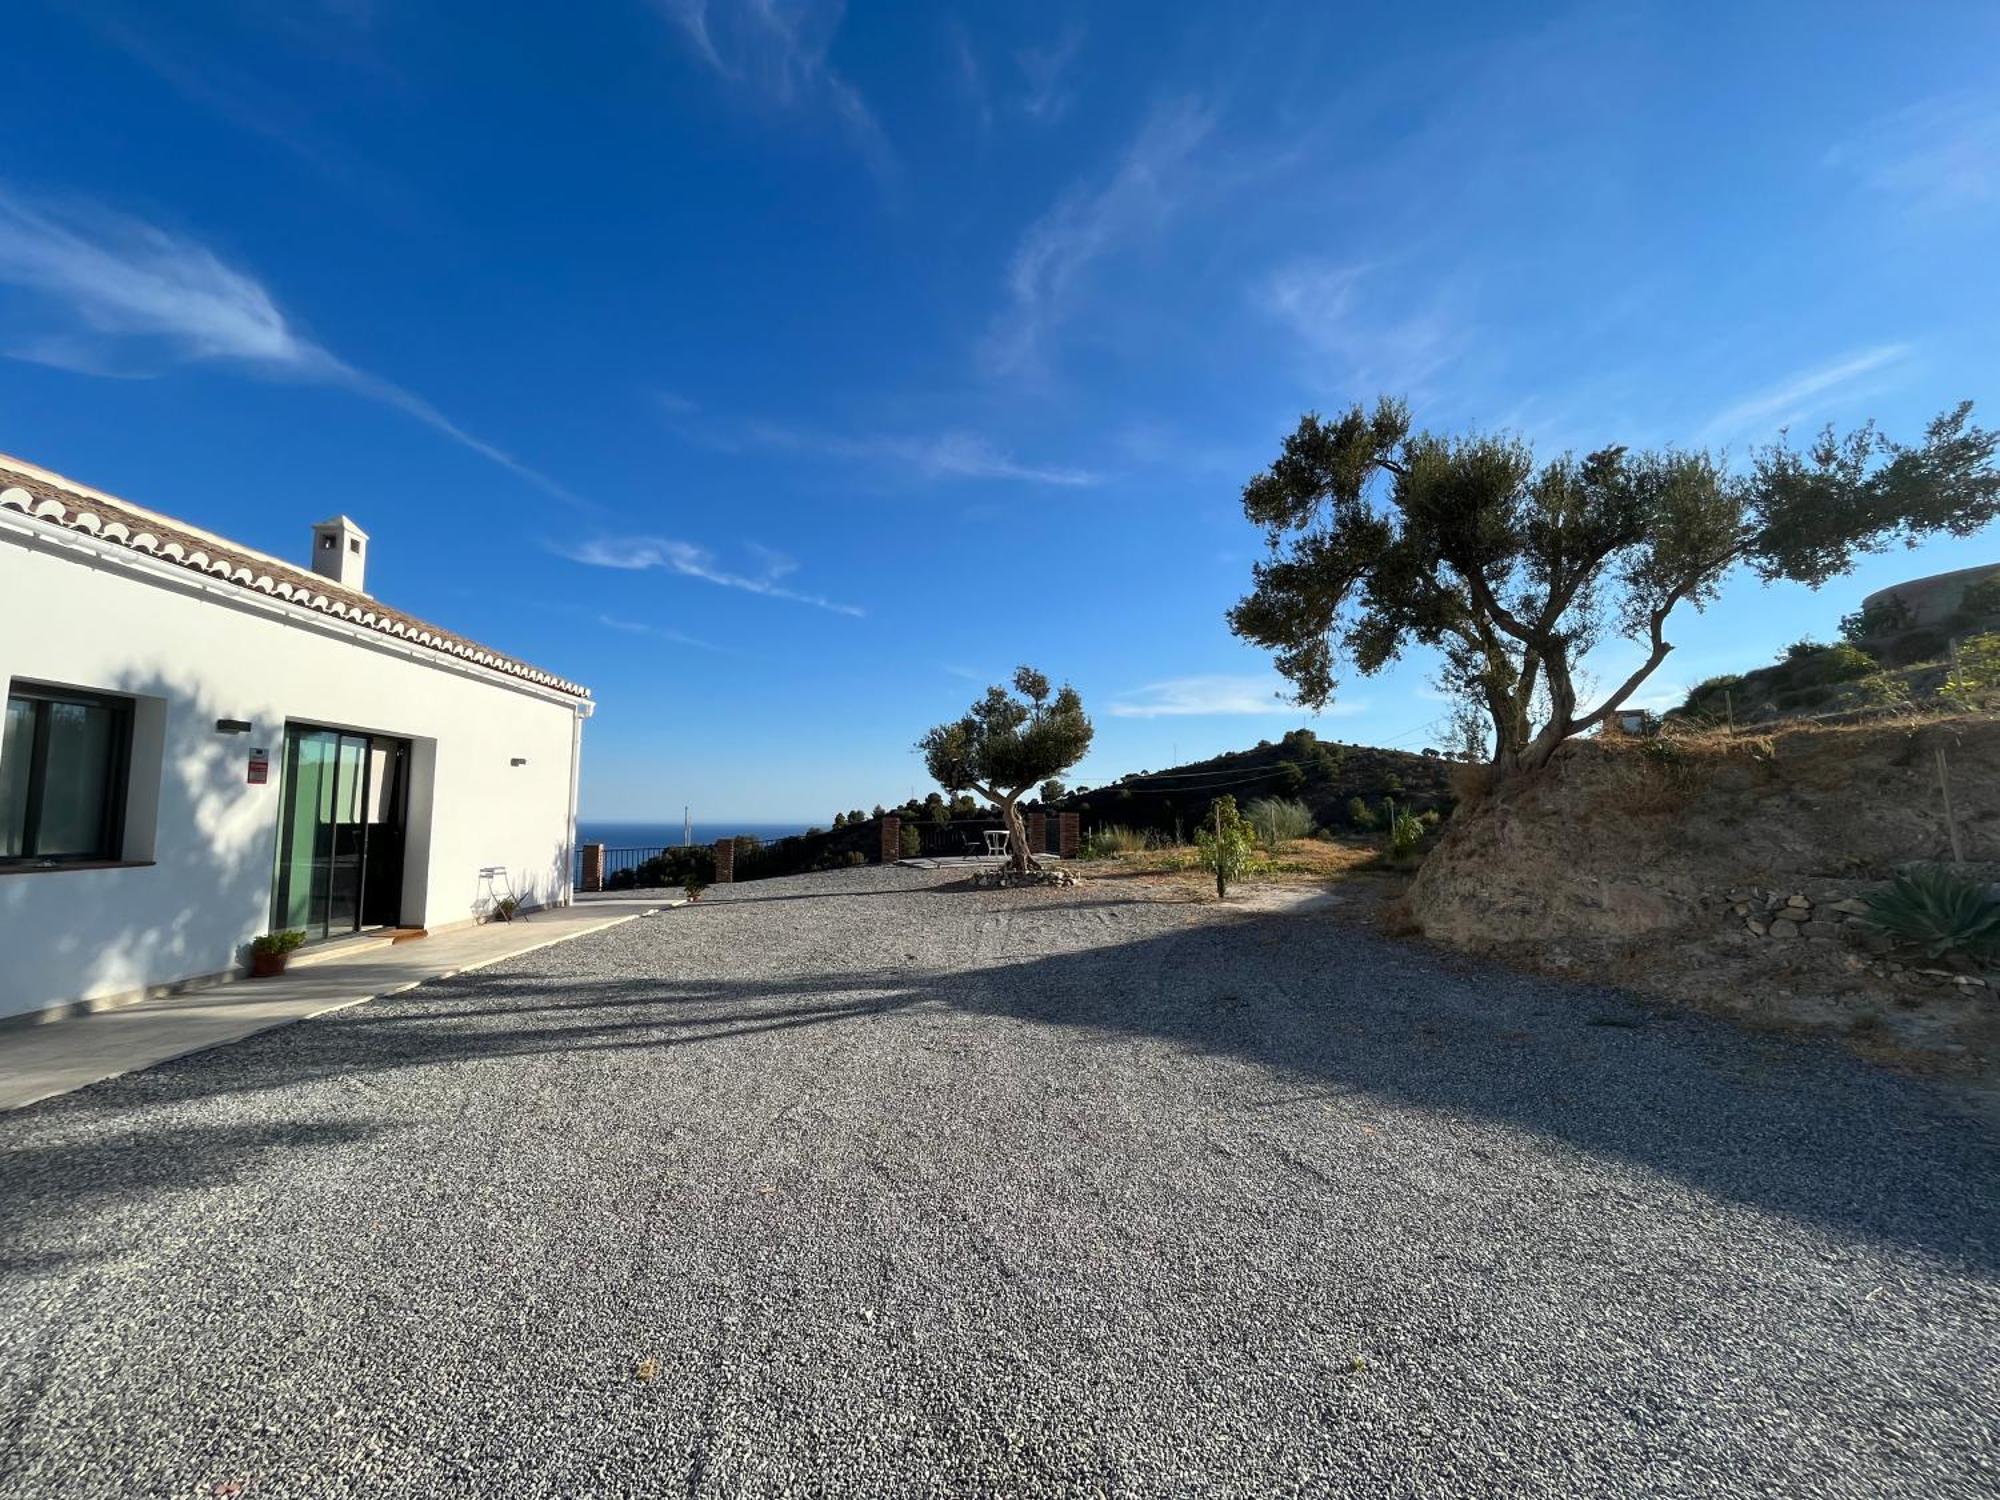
[0,684,132,864]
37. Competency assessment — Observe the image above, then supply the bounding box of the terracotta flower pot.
[251,949,289,979]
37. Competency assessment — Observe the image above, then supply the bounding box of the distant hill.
[1059,728,1456,838]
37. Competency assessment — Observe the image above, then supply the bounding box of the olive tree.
[1229,398,1999,780]
[919,667,1093,873]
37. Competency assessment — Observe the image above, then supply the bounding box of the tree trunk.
[1000,795,1034,874]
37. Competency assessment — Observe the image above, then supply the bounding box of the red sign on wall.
[247,748,270,785]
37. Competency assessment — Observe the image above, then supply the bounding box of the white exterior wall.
[0,517,588,1020]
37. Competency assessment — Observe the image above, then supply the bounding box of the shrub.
[1951,575,2000,627]
[1880,627,1947,668]
[1814,642,1878,684]
[1840,595,1915,642]
[899,824,922,857]
[1677,673,1745,717]
[1941,632,2000,711]
[1384,798,1424,861]
[1194,795,1257,898]
[1244,796,1315,846]
[682,876,707,902]
[1080,824,1149,858]
[1860,865,2000,962]
[1785,638,1835,662]
[251,929,306,956]
[1347,795,1378,830]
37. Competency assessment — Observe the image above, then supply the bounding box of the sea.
[577,821,813,850]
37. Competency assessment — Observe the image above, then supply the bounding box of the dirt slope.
[1407,716,2000,1070]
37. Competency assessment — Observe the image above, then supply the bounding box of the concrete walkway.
[0,901,654,1111]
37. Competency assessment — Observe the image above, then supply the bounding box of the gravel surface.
[2,864,1996,1498]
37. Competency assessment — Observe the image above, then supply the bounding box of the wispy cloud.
[0,186,589,508]
[1108,674,1360,719]
[654,0,894,183]
[983,101,1213,376]
[596,612,725,652]
[1016,24,1084,123]
[741,419,1099,486]
[1825,96,1999,212]
[554,536,864,616]
[948,20,993,136]
[1698,344,1914,444]
[1257,260,1461,400]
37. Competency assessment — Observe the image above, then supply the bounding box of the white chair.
[478,866,523,921]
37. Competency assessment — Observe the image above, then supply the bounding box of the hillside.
[1059,727,1454,837]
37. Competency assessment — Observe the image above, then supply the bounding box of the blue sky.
[2,2,1997,820]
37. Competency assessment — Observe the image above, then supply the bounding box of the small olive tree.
[1195,795,1257,898]
[919,667,1093,873]
[1229,398,1999,780]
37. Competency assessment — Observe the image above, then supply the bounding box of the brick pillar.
[712,837,735,884]
[1058,812,1079,859]
[580,842,605,893]
[878,815,901,864]
[1027,811,1046,856]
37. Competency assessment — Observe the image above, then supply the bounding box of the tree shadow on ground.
[0,1118,386,1273]
[8,903,1996,1276]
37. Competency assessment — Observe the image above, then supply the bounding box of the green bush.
[1860,866,2000,962]
[1195,795,1258,898]
[1785,638,1835,662]
[1951,575,2000,627]
[1813,642,1878,684]
[1941,632,2000,711]
[1347,795,1377,830]
[899,824,922,857]
[1840,596,1915,642]
[251,929,307,956]
[1384,798,1424,861]
[1244,796,1315,846]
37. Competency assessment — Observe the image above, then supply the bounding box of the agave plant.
[1859,865,2000,962]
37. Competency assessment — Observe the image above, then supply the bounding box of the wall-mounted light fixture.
[215,719,253,735]
[510,757,528,766]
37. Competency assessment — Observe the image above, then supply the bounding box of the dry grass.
[1079,836,1397,903]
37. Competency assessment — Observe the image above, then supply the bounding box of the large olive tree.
[1228,398,1999,779]
[919,667,1093,872]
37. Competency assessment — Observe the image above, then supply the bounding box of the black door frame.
[272,722,410,940]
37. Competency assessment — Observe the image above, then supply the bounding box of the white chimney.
[310,514,369,594]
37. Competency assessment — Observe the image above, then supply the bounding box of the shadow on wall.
[0,666,277,1011]
[461,840,574,925]
[14,895,1994,1277]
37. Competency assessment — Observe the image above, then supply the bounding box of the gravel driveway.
[2,865,1995,1498]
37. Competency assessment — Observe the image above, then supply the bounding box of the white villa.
[0,452,592,1022]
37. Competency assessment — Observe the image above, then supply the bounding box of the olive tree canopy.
[1228,398,1999,778]
[919,667,1093,872]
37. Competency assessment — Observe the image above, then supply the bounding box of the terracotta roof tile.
[0,457,589,700]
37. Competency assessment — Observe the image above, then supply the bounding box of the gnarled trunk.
[1001,796,1033,874]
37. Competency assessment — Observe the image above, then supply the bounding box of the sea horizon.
[577,820,816,849]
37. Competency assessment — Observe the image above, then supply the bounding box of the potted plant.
[490,894,521,923]
[249,929,306,978]
[683,876,708,904]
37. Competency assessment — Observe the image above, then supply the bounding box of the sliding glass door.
[272,725,408,941]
